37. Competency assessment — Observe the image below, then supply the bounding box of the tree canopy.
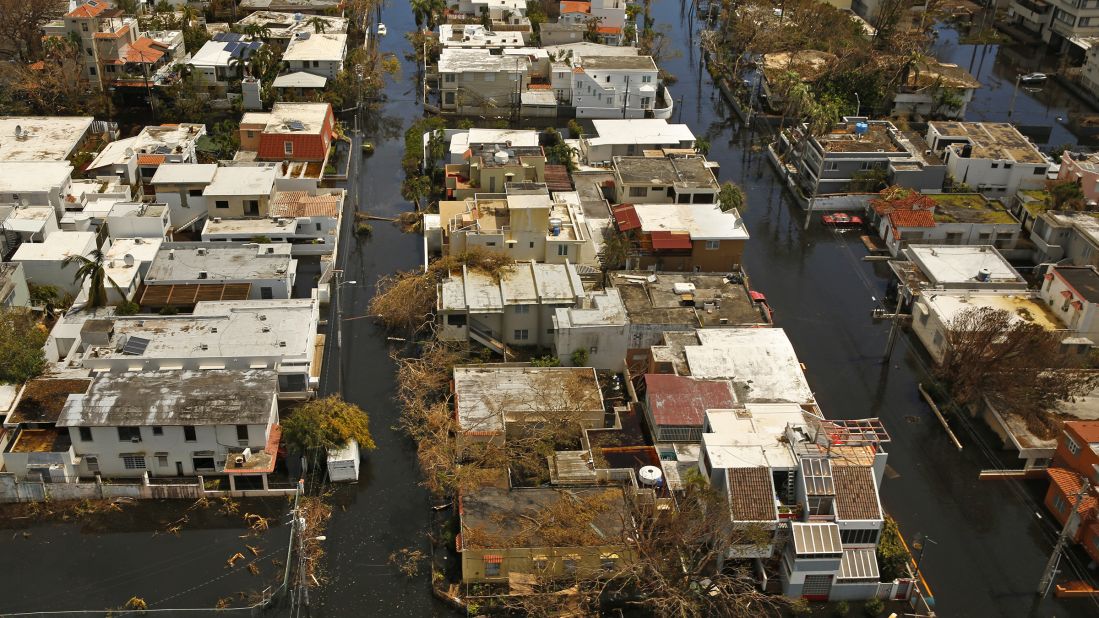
[281,396,377,453]
[0,309,47,384]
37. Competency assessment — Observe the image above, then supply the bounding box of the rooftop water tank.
[977,268,991,282]
[639,465,663,487]
[549,217,562,236]
[854,122,869,135]
[672,282,697,295]
[493,150,510,165]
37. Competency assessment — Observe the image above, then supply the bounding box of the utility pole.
[1008,74,1021,118]
[1038,478,1091,595]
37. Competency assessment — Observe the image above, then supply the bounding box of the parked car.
[1020,72,1047,84]
[821,212,864,227]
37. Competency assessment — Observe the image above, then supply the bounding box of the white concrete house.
[143,242,297,300]
[101,237,163,304]
[281,32,347,79]
[201,189,343,255]
[149,163,219,233]
[105,202,171,240]
[926,122,1052,196]
[1039,265,1099,344]
[187,33,264,93]
[10,231,98,295]
[561,55,670,119]
[579,119,696,164]
[85,124,207,186]
[58,369,279,479]
[0,162,74,216]
[552,288,629,370]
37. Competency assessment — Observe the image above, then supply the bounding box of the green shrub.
[355,223,373,237]
[570,348,589,367]
[530,355,561,367]
[864,597,884,617]
[833,600,849,617]
[158,306,179,316]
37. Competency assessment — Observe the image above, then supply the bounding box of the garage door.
[802,574,833,601]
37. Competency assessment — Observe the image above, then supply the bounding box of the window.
[1053,494,1067,513]
[312,60,319,68]
[513,329,529,341]
[840,529,879,545]
[81,23,89,32]
[89,67,96,76]
[260,286,274,300]
[933,331,944,347]
[315,222,322,231]
[86,48,92,56]
[85,455,99,473]
[1004,163,1013,169]
[188,188,202,197]
[529,241,535,248]
[444,74,455,83]
[122,454,146,470]
[157,454,169,467]
[628,186,647,197]
[1054,8,1077,25]
[78,427,93,442]
[563,556,578,576]
[642,75,652,83]
[118,426,141,442]
[513,304,530,314]
[705,240,720,250]
[640,96,651,107]
[183,425,197,442]
[484,73,495,82]
[1035,167,1047,175]
[152,426,164,436]
[485,561,501,577]
[824,161,839,171]
[991,162,999,169]
[485,241,496,246]
[605,76,611,83]
[1066,434,1081,455]
[193,456,216,471]
[557,245,569,256]
[236,425,249,442]
[215,200,229,209]
[284,141,294,155]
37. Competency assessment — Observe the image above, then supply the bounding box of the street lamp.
[913,534,937,574]
[332,271,357,393]
[854,91,861,117]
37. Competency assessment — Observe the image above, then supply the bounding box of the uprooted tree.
[281,396,377,454]
[937,306,1099,438]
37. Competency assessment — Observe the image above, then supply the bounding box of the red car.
[821,212,864,227]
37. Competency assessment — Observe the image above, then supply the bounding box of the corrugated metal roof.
[791,522,842,555]
[650,230,693,250]
[644,373,736,428]
[612,204,641,231]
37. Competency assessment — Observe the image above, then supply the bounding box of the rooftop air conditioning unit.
[196,247,208,256]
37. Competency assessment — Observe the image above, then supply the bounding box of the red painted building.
[1043,421,1099,562]
[239,103,335,164]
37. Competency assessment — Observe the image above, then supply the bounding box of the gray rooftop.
[612,271,768,327]
[452,366,602,434]
[57,370,277,427]
[613,156,717,189]
[145,242,294,283]
[580,55,657,71]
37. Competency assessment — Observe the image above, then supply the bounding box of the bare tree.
[0,0,65,62]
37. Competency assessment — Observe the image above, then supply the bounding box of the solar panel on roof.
[121,336,151,356]
[287,120,305,131]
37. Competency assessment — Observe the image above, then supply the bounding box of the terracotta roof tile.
[561,1,591,13]
[67,1,112,18]
[833,466,882,521]
[270,191,341,217]
[887,209,936,228]
[728,467,778,522]
[123,37,166,63]
[1066,420,1099,444]
[1048,467,1098,517]
[137,154,165,166]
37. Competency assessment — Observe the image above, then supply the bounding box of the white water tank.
[976,268,991,282]
[673,282,696,295]
[123,253,134,267]
[639,465,663,486]
[494,150,510,165]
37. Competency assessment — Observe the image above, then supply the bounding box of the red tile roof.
[67,1,111,18]
[596,26,622,34]
[543,164,573,192]
[612,204,641,231]
[833,466,882,521]
[1048,467,1099,517]
[887,209,936,228]
[136,154,165,166]
[560,1,591,13]
[93,24,131,39]
[650,230,693,250]
[270,191,341,217]
[644,374,735,427]
[1066,420,1099,444]
[124,38,166,63]
[728,467,778,522]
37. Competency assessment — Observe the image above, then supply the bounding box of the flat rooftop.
[241,102,330,134]
[0,117,94,162]
[1053,266,1099,304]
[81,298,317,362]
[6,428,71,454]
[204,166,276,196]
[453,366,602,434]
[145,242,293,283]
[236,11,348,37]
[923,292,1064,331]
[104,237,162,287]
[818,121,904,153]
[58,370,277,427]
[282,33,347,61]
[6,378,92,425]
[587,119,695,147]
[762,50,837,83]
[150,163,218,185]
[554,288,627,328]
[703,404,818,471]
[630,203,749,240]
[645,373,736,428]
[680,329,815,404]
[612,271,769,327]
[439,261,584,311]
[613,156,717,189]
[930,122,1046,164]
[905,245,1024,287]
[11,231,95,262]
[437,48,529,73]
[579,55,657,71]
[88,124,206,169]
[927,194,1016,224]
[0,161,74,194]
[460,485,628,549]
[202,217,305,235]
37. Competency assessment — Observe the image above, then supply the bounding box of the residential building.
[201,189,343,255]
[235,11,348,40]
[437,260,585,353]
[611,155,719,204]
[0,161,74,215]
[558,0,626,43]
[149,163,219,233]
[1043,422,1099,563]
[281,32,347,79]
[240,0,342,13]
[142,242,297,303]
[1057,150,1099,203]
[579,119,696,164]
[56,369,280,481]
[552,288,629,369]
[451,365,604,446]
[203,166,278,217]
[100,237,163,304]
[891,60,981,119]
[459,485,633,583]
[0,206,60,250]
[187,33,263,94]
[1039,265,1099,342]
[86,124,207,186]
[926,121,1052,196]
[239,103,336,165]
[1029,209,1099,266]
[438,24,529,50]
[872,193,1022,257]
[1082,45,1099,100]
[553,54,673,119]
[642,372,737,442]
[888,244,1027,307]
[445,143,554,200]
[611,202,749,272]
[454,0,529,21]
[0,378,94,482]
[778,118,945,201]
[437,49,532,114]
[273,71,329,97]
[10,231,98,295]
[51,298,322,398]
[438,185,597,265]
[1009,0,1099,49]
[0,263,32,308]
[445,128,540,165]
[0,116,104,164]
[612,271,771,350]
[105,202,171,240]
[538,21,587,45]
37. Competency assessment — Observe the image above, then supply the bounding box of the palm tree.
[64,249,123,309]
[228,54,247,82]
[307,16,328,34]
[250,46,277,81]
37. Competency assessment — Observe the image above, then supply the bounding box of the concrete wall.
[205,192,273,218]
[153,182,210,232]
[554,322,628,370]
[0,472,296,502]
[461,544,631,583]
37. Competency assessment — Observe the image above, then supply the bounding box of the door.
[801,574,833,601]
[175,461,184,476]
[260,287,274,300]
[245,200,260,216]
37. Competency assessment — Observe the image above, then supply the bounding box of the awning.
[650,231,693,250]
[1061,290,1074,299]
[482,554,503,564]
[612,204,641,231]
[838,547,879,580]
